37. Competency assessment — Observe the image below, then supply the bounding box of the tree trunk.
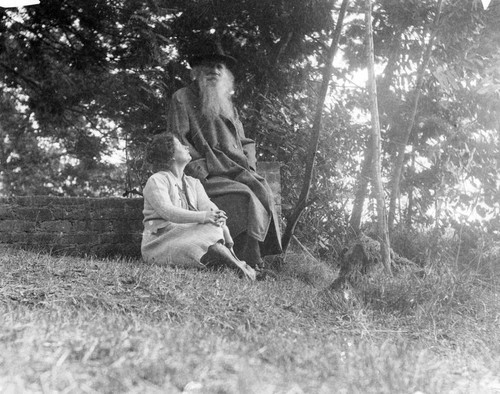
[281,0,349,253]
[365,0,392,276]
[349,134,373,235]
[387,0,444,229]
[349,39,398,236]
[405,152,416,227]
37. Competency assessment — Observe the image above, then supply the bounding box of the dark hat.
[188,40,237,69]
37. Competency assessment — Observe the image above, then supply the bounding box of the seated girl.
[141,132,256,280]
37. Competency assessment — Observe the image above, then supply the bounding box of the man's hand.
[186,158,209,181]
[222,225,234,249]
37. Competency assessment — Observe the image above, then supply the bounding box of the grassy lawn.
[1,247,499,393]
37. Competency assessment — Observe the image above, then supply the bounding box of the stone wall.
[0,162,281,258]
[0,196,144,258]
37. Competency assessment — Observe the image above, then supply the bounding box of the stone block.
[89,197,126,209]
[28,232,60,245]
[89,220,112,233]
[14,207,57,221]
[124,199,144,220]
[0,220,35,232]
[0,232,15,243]
[98,232,123,244]
[0,205,15,220]
[40,220,72,233]
[71,220,90,232]
[59,233,99,245]
[53,197,89,206]
[67,207,92,221]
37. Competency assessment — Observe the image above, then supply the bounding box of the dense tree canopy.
[1,0,499,256]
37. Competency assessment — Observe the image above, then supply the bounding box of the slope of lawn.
[0,247,499,393]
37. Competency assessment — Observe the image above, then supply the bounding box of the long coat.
[167,84,282,256]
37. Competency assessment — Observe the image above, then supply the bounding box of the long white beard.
[197,68,235,121]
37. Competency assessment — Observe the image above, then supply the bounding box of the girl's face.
[172,137,191,164]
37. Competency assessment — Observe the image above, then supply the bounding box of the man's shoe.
[254,267,278,281]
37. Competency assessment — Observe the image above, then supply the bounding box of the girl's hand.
[204,209,227,226]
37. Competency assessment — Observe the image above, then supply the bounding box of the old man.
[167,41,282,270]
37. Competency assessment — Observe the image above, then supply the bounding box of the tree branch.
[281,0,349,253]
[388,0,444,229]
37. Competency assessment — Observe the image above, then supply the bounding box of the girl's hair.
[146,132,177,167]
